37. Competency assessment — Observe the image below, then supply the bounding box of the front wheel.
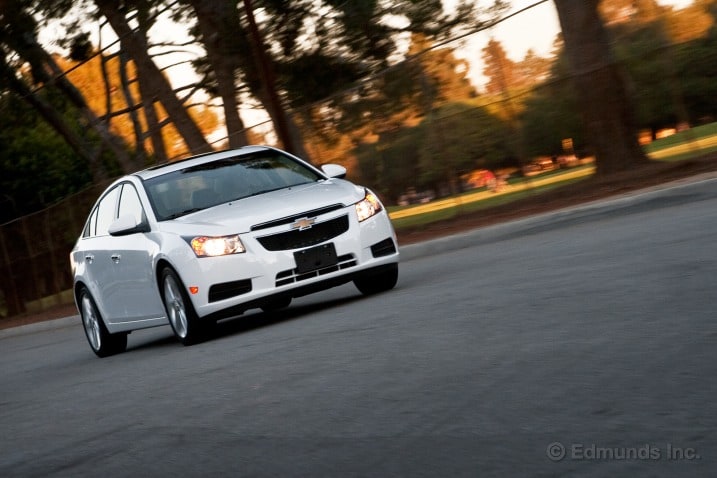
[161,267,211,346]
[354,264,399,295]
[79,288,127,358]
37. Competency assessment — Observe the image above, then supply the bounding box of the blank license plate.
[294,243,338,273]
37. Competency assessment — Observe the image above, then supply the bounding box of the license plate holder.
[294,243,338,274]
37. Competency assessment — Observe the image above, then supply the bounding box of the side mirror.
[321,164,347,179]
[109,215,150,236]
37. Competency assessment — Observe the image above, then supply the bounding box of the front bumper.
[173,207,399,319]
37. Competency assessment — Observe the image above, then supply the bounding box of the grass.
[389,122,717,231]
[389,166,594,229]
[644,123,717,161]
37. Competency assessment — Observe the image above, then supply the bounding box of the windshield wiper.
[231,182,316,202]
[164,207,204,220]
[230,186,286,202]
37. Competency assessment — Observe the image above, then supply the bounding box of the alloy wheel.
[164,275,188,338]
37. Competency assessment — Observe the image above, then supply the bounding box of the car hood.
[157,179,364,235]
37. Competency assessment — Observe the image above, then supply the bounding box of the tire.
[354,264,399,295]
[160,267,210,346]
[261,296,292,313]
[79,288,127,358]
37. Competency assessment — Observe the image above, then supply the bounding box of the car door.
[79,185,121,321]
[103,182,165,324]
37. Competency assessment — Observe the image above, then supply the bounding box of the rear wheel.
[161,267,210,345]
[79,288,127,358]
[354,264,399,295]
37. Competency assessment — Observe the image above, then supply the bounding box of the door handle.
[84,254,94,264]
[111,254,121,264]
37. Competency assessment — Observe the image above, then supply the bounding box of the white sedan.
[70,146,399,357]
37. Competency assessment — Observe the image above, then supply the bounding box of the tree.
[418,102,512,194]
[184,0,249,149]
[482,38,517,95]
[552,0,649,175]
[674,4,717,123]
[599,0,664,24]
[408,33,478,104]
[0,94,93,223]
[251,0,507,159]
[663,0,714,43]
[515,49,552,89]
[354,127,424,204]
[607,14,688,136]
[0,0,136,178]
[94,0,213,156]
[482,40,551,101]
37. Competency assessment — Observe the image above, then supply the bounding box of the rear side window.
[83,208,99,238]
[94,186,120,237]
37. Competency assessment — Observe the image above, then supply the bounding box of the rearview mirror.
[109,215,150,236]
[321,164,347,179]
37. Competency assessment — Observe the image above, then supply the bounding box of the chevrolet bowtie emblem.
[290,217,316,231]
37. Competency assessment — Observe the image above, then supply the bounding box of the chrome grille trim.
[256,215,349,251]
[250,204,344,231]
[275,254,357,287]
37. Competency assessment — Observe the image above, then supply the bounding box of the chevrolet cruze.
[71,146,399,357]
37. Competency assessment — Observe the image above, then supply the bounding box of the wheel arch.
[73,281,107,321]
[73,280,87,306]
[155,258,174,293]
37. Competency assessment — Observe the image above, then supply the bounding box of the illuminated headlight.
[189,234,245,257]
[355,190,383,222]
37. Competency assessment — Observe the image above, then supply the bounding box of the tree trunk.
[116,51,153,162]
[240,0,311,160]
[127,57,169,164]
[96,0,212,156]
[553,0,649,175]
[190,0,249,149]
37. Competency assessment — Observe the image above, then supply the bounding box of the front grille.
[275,254,357,287]
[370,238,397,258]
[208,279,252,303]
[251,204,344,231]
[256,215,349,251]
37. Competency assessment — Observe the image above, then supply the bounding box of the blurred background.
[1,0,716,318]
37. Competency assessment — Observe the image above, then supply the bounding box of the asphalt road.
[2,178,716,477]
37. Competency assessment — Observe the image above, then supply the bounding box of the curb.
[399,172,717,261]
[0,315,77,339]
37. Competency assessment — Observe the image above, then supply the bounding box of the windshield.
[144,150,323,221]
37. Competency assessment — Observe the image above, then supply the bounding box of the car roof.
[132,145,273,181]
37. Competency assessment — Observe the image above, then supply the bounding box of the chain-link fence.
[0,183,110,318]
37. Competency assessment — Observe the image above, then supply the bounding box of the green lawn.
[644,123,717,161]
[389,122,717,231]
[389,166,594,229]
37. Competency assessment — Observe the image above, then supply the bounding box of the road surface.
[2,178,716,477]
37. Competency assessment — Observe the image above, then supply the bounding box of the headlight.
[189,234,245,257]
[355,190,383,222]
